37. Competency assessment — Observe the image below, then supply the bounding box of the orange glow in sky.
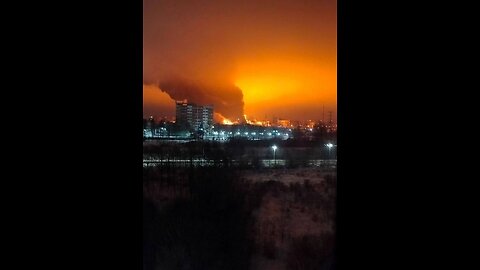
[234,56,336,119]
[144,0,337,122]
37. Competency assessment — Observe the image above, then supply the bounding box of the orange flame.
[244,114,268,126]
[214,112,234,125]
[223,119,234,125]
[244,114,254,125]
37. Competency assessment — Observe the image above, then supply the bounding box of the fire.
[214,112,234,125]
[214,113,270,126]
[223,118,234,125]
[243,114,268,126]
[244,114,254,125]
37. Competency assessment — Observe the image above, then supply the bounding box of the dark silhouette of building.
[175,100,213,131]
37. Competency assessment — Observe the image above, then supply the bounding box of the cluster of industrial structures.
[143,100,337,141]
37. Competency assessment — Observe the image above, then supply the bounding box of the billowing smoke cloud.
[158,78,244,121]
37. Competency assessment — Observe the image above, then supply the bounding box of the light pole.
[272,145,277,166]
[326,143,333,159]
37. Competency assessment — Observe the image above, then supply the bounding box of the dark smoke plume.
[158,78,244,121]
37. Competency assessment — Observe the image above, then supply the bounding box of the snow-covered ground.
[242,168,336,270]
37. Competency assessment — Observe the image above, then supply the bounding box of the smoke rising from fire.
[156,78,244,121]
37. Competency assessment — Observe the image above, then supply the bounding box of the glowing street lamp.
[326,143,333,159]
[272,145,278,166]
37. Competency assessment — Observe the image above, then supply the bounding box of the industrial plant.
[143,100,336,142]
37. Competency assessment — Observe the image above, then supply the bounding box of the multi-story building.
[175,100,214,131]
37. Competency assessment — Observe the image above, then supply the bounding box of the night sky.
[144,0,336,122]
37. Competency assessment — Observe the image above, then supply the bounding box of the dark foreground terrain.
[144,166,336,270]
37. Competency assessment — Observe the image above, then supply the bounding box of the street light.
[272,145,277,166]
[326,143,333,159]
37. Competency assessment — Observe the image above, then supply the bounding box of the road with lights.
[143,158,336,168]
